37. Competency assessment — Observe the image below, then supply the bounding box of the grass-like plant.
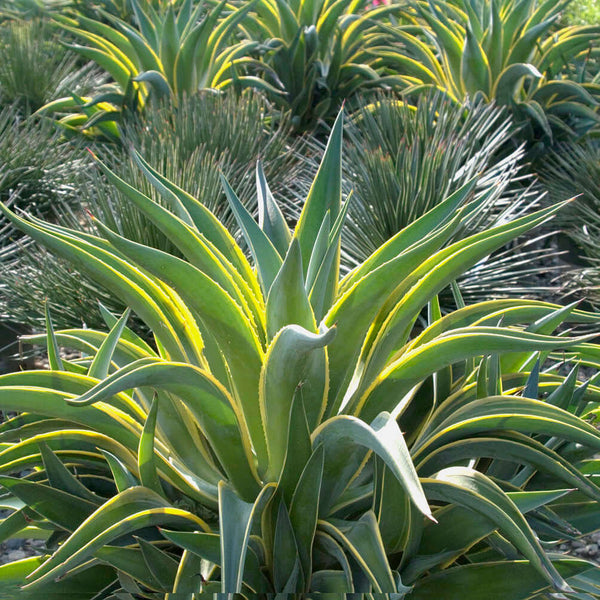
[0,0,72,20]
[339,93,559,301]
[378,0,600,156]
[0,19,102,114]
[538,140,600,305]
[0,104,83,225]
[0,113,599,597]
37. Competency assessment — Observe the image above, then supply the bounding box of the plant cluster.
[0,1,599,597]
[381,0,600,157]
[0,116,599,598]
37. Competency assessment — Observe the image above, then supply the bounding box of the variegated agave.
[0,113,600,598]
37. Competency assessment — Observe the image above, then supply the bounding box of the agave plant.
[39,0,267,138]
[378,0,600,155]
[0,113,600,598]
[229,0,401,130]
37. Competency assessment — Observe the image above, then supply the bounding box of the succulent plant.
[377,0,600,157]
[0,113,599,598]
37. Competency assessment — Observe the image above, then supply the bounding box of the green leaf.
[219,481,276,593]
[461,25,491,96]
[221,172,283,296]
[39,442,102,504]
[257,160,291,258]
[136,536,179,591]
[45,303,64,371]
[24,487,210,589]
[266,238,315,340]
[294,109,343,272]
[422,467,571,592]
[138,395,162,495]
[313,413,433,520]
[320,512,401,594]
[101,450,138,493]
[89,308,131,380]
[66,361,259,501]
[407,558,593,600]
[273,500,301,592]
[0,476,97,532]
[289,444,325,588]
[261,325,335,481]
[278,392,312,504]
[493,63,542,105]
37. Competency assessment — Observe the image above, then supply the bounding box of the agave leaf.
[95,545,164,592]
[261,325,335,481]
[294,109,343,271]
[405,488,572,582]
[88,309,131,380]
[0,203,201,364]
[0,557,115,600]
[305,212,331,294]
[278,392,313,504]
[373,457,415,555]
[137,395,162,495]
[221,173,283,296]
[130,151,259,291]
[101,450,138,493]
[357,327,591,421]
[320,512,402,594]
[413,396,600,459]
[289,444,325,588]
[266,238,315,339]
[90,223,267,472]
[256,160,291,258]
[307,194,352,322]
[136,536,179,591]
[422,467,571,592]
[219,481,276,594]
[313,412,432,520]
[38,442,102,505]
[44,304,64,372]
[461,25,491,96]
[325,206,464,417]
[0,476,97,532]
[171,550,203,596]
[418,432,600,501]
[408,557,594,600]
[339,177,479,293]
[24,487,210,589]
[350,202,570,410]
[64,361,260,500]
[0,387,140,451]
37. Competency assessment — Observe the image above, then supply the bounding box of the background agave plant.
[0,113,599,598]
[378,0,600,157]
[40,0,268,139]
[228,0,401,130]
